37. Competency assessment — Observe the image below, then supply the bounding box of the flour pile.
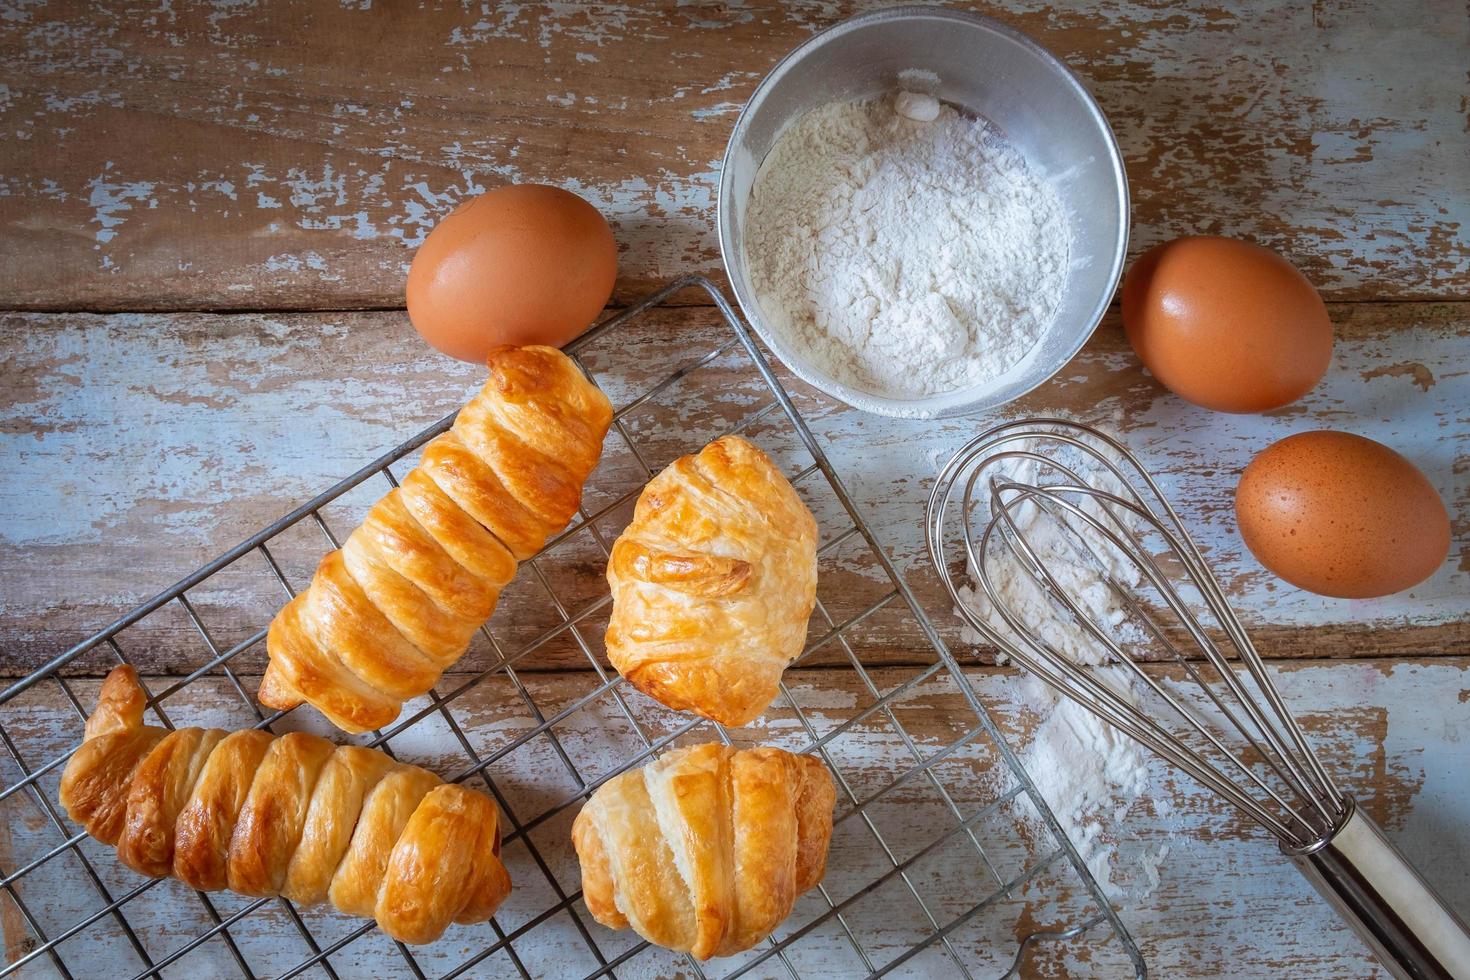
[745,93,1070,402]
[954,452,1173,901]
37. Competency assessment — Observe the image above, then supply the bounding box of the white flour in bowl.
[745,92,1070,400]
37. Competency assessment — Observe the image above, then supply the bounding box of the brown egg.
[407,184,617,362]
[1121,237,1333,413]
[1235,431,1450,598]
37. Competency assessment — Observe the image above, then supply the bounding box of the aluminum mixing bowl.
[717,6,1129,418]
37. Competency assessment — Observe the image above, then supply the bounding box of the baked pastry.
[60,665,511,945]
[604,436,818,725]
[572,743,835,959]
[261,344,613,733]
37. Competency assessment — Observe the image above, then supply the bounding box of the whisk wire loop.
[972,483,1318,840]
[927,418,1349,852]
[1002,482,1339,837]
[929,419,1470,980]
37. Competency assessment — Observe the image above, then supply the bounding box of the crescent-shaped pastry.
[60,665,511,945]
[573,743,835,959]
[604,436,818,725]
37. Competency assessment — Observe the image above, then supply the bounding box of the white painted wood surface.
[0,1,1466,307]
[0,663,1464,978]
[1,1,1467,977]
[2,296,1467,979]
[2,304,1464,668]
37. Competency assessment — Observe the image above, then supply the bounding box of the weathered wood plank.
[0,1,1466,310]
[2,5,1463,979]
[0,660,1464,978]
[2,302,1465,674]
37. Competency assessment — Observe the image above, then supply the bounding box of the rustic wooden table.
[1,2,1466,978]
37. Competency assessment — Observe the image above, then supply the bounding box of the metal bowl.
[717,6,1129,419]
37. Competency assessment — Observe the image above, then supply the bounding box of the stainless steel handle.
[1290,802,1470,979]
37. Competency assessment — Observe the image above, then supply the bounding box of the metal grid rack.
[0,276,1145,979]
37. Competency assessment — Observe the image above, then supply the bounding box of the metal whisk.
[926,418,1470,980]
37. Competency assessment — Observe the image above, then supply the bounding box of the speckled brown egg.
[1235,431,1450,598]
[407,184,617,362]
[1122,237,1333,413]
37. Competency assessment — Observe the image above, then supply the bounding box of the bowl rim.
[716,4,1131,419]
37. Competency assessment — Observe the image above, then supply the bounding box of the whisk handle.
[1290,802,1470,979]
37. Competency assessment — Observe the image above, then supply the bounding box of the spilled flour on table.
[1008,672,1160,897]
[953,452,1175,902]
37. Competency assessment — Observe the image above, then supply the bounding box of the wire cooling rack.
[0,276,1146,979]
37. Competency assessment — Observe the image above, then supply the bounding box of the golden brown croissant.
[60,665,511,945]
[572,743,835,959]
[605,436,818,725]
[261,344,613,733]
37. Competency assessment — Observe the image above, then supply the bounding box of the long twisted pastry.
[261,344,613,733]
[60,665,512,944]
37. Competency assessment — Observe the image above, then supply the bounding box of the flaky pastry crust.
[572,743,835,959]
[604,436,818,725]
[60,665,511,945]
[261,345,612,733]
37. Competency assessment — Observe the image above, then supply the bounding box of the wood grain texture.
[2,302,1465,674]
[1,3,1466,977]
[0,662,1464,978]
[0,0,1466,311]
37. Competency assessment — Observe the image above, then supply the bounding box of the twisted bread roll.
[572,743,835,959]
[60,666,511,945]
[605,436,818,725]
[261,345,613,733]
